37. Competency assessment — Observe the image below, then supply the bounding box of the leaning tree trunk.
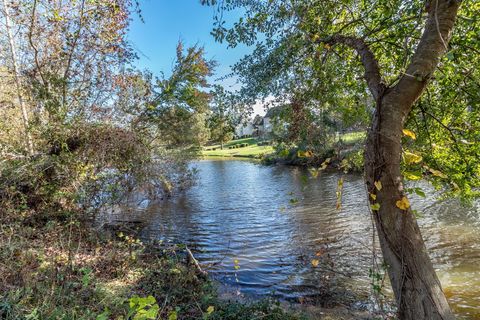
[353,0,460,318]
[364,92,454,319]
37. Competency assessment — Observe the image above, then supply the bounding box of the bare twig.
[185,246,208,276]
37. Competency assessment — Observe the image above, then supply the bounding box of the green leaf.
[412,210,424,219]
[96,311,110,320]
[414,188,426,198]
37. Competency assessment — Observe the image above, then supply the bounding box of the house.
[235,120,255,137]
[234,114,265,137]
[252,114,264,136]
[234,105,287,138]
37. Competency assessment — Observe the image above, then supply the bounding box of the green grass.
[201,132,365,159]
[339,131,366,145]
[202,138,274,158]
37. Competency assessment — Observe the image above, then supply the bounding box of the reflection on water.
[101,160,480,319]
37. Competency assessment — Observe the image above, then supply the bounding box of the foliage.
[268,100,340,158]
[0,12,214,217]
[340,149,364,173]
[143,42,216,148]
[127,296,159,320]
[0,210,305,320]
[203,0,480,200]
[208,85,236,147]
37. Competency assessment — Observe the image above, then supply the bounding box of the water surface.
[103,160,480,319]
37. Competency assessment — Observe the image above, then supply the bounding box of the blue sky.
[127,0,251,90]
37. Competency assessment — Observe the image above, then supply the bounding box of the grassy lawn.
[202,138,274,158]
[201,132,365,159]
[339,131,366,145]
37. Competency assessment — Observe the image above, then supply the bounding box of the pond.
[102,160,480,319]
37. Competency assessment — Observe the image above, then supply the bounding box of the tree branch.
[28,0,47,87]
[392,0,461,108]
[323,35,385,100]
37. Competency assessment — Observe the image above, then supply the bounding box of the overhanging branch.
[392,0,460,107]
[322,35,386,100]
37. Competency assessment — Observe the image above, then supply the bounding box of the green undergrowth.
[262,132,366,172]
[0,209,306,320]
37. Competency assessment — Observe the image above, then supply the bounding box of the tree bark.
[365,96,454,319]
[362,1,460,318]
[2,0,34,156]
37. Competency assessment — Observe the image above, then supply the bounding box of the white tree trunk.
[2,0,34,156]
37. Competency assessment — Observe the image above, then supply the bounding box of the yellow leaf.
[297,150,313,158]
[374,181,382,191]
[370,203,380,211]
[325,43,331,50]
[319,158,330,170]
[404,171,422,180]
[336,177,344,210]
[396,197,410,210]
[404,151,423,165]
[402,129,416,140]
[308,167,320,178]
[311,259,320,267]
[369,193,377,200]
[429,168,448,179]
[207,306,215,314]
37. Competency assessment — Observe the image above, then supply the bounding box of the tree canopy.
[205,0,480,199]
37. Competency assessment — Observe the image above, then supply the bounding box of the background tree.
[144,42,216,149]
[1,0,33,155]
[0,2,212,215]
[208,85,235,149]
[203,0,479,318]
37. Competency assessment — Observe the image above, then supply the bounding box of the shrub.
[341,149,364,172]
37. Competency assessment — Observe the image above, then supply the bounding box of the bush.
[341,149,364,172]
